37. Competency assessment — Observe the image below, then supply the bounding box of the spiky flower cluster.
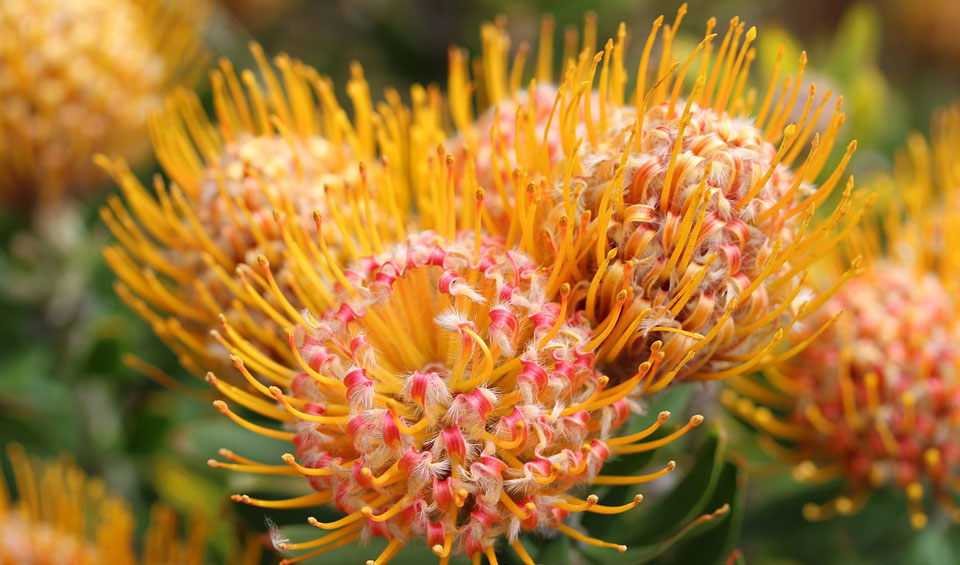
[423,10,868,392]
[575,84,857,383]
[98,9,856,564]
[0,444,215,564]
[0,0,205,208]
[211,231,700,563]
[724,108,960,527]
[101,45,408,377]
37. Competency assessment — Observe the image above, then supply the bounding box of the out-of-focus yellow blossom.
[0,0,207,209]
[0,444,263,564]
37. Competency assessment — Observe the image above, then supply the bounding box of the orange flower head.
[209,230,701,564]
[417,9,869,393]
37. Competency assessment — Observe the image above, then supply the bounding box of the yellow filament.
[208,459,300,476]
[660,75,706,213]
[233,491,332,509]
[511,541,536,565]
[584,290,628,351]
[499,492,535,519]
[212,400,295,441]
[282,537,362,565]
[556,523,627,552]
[309,497,387,530]
[559,376,609,417]
[277,521,363,551]
[607,411,671,446]
[362,495,411,522]
[281,454,339,477]
[270,386,352,425]
[366,538,406,565]
[207,372,291,420]
[668,34,716,118]
[612,416,703,453]
[592,461,676,485]
[558,494,644,515]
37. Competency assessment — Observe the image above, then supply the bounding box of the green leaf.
[739,478,915,563]
[583,503,731,564]
[151,458,226,521]
[529,534,573,565]
[669,459,747,564]
[0,349,80,449]
[904,527,957,565]
[644,381,698,417]
[826,3,882,76]
[582,422,671,535]
[174,416,290,469]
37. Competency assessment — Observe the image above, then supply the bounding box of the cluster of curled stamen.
[209,231,703,563]
[723,108,960,528]
[725,264,960,528]
[417,8,868,393]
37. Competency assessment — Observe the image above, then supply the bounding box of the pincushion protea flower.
[99,44,411,378]
[415,8,870,392]
[207,227,702,564]
[0,0,206,209]
[0,444,259,564]
[723,107,960,528]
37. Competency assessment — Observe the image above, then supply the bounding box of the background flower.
[0,0,207,211]
[0,443,264,564]
[724,107,960,548]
